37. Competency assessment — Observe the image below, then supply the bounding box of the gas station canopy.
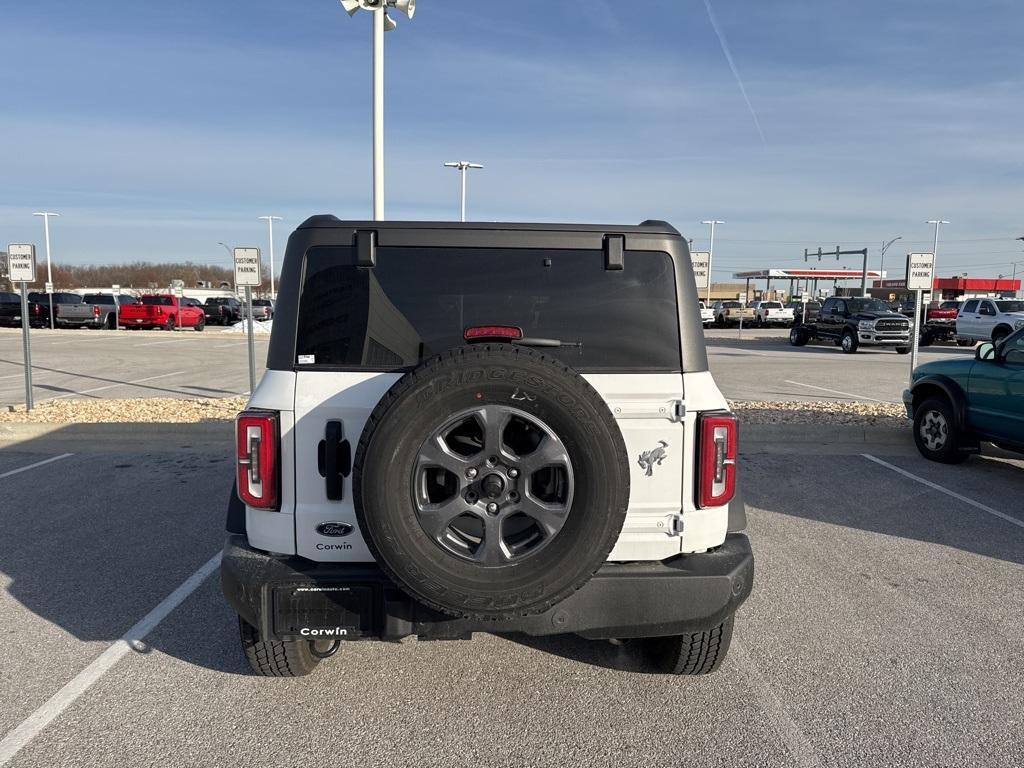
[733,269,883,280]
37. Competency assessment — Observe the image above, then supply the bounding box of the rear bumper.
[221,533,754,642]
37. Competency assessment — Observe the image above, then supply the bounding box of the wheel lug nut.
[486,502,499,515]
[507,468,519,479]
[466,468,478,479]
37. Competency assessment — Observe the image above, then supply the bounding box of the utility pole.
[701,220,724,302]
[926,220,949,289]
[443,162,484,221]
[258,216,282,297]
[879,236,902,294]
[32,212,60,329]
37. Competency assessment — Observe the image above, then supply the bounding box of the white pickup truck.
[699,301,715,326]
[955,298,1024,344]
[749,300,794,327]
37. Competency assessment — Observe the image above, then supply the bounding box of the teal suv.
[904,327,1024,463]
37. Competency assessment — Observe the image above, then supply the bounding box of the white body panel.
[956,299,1024,341]
[246,366,733,564]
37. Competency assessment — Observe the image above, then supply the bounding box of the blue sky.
[2,0,1022,281]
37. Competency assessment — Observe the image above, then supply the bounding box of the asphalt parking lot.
[0,328,269,406]
[704,327,971,404]
[0,326,972,409]
[1,427,1021,767]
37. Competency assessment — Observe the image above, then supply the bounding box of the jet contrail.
[702,0,767,146]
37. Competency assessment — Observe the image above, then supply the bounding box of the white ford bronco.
[221,218,753,676]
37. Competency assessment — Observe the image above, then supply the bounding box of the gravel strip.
[730,399,906,426]
[0,397,249,424]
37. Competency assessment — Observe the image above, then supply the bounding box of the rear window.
[761,302,782,309]
[83,294,116,304]
[0,292,19,303]
[141,296,173,306]
[296,247,682,372]
[52,294,83,304]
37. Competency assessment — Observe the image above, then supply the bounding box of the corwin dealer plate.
[272,584,374,640]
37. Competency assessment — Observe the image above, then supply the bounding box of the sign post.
[112,284,120,330]
[906,253,936,385]
[8,244,37,410]
[737,291,748,339]
[690,252,710,293]
[173,286,184,331]
[233,247,262,394]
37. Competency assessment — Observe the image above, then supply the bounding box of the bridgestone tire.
[238,617,322,677]
[643,616,735,675]
[353,345,630,620]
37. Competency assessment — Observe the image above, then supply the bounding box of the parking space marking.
[47,371,187,401]
[784,380,900,404]
[0,453,74,480]
[862,454,1024,530]
[0,551,222,766]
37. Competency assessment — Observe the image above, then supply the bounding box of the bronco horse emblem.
[637,441,669,477]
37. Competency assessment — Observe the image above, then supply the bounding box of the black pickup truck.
[27,292,85,328]
[202,297,243,326]
[789,296,912,354]
[0,292,22,326]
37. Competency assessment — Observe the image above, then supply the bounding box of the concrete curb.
[743,423,909,445]
[0,421,233,444]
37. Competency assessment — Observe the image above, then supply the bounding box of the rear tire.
[913,397,969,464]
[840,330,858,354]
[789,327,808,347]
[919,331,933,347]
[643,616,735,675]
[195,317,206,332]
[956,338,974,347]
[993,326,1011,344]
[895,346,911,355]
[238,617,322,677]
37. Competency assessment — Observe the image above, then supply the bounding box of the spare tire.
[353,345,630,620]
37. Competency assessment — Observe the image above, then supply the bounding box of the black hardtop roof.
[297,215,681,237]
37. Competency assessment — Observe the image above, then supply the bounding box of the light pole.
[879,236,902,293]
[701,220,724,302]
[32,212,60,329]
[444,162,484,222]
[339,0,417,221]
[926,219,949,285]
[258,216,282,297]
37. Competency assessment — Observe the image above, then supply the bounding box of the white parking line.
[132,339,190,348]
[784,380,899,404]
[863,454,1024,530]
[0,551,222,766]
[0,453,74,480]
[47,371,186,401]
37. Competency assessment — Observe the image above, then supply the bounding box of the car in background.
[955,298,1024,345]
[748,300,794,327]
[241,299,274,322]
[58,293,136,329]
[698,300,714,326]
[785,300,821,327]
[904,326,1024,462]
[203,297,243,326]
[0,292,22,326]
[790,296,911,354]
[27,292,85,328]
[118,294,206,331]
[711,300,755,327]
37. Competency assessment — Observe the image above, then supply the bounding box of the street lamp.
[32,212,60,329]
[258,216,283,297]
[926,220,949,286]
[443,162,484,222]
[701,220,724,302]
[338,0,418,221]
[879,235,902,289]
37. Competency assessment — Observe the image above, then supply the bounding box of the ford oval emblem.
[316,522,354,538]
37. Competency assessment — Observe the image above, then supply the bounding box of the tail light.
[32,304,40,315]
[93,305,101,317]
[236,411,280,509]
[697,413,737,508]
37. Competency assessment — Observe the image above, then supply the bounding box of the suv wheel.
[354,345,630,620]
[913,397,969,464]
[642,616,735,675]
[840,331,858,354]
[238,617,324,677]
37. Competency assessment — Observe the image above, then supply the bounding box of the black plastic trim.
[910,374,969,430]
[221,533,753,642]
[728,488,748,532]
[225,482,246,535]
[604,234,624,270]
[356,230,377,268]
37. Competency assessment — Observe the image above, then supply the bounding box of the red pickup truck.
[118,295,206,331]
[919,301,960,345]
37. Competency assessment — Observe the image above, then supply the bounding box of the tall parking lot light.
[339,0,417,221]
[32,212,60,329]
[258,216,283,297]
[879,236,902,289]
[926,220,949,282]
[444,162,484,222]
[701,220,724,302]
